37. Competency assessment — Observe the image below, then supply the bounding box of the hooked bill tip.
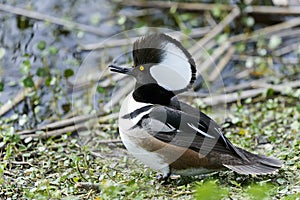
[109,65,132,74]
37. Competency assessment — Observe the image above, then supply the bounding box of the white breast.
[119,128,169,173]
[120,92,152,125]
[118,93,170,173]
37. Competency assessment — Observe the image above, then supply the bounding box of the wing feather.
[136,103,246,160]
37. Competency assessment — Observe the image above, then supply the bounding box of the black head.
[109,33,196,105]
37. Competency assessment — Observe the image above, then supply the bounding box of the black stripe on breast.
[122,105,153,119]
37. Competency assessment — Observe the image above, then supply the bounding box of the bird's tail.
[223,148,283,175]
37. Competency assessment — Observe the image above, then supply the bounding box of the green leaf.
[194,181,229,200]
[20,60,31,75]
[97,86,105,94]
[296,104,300,112]
[61,103,71,113]
[0,47,6,60]
[117,15,126,25]
[0,81,4,92]
[268,36,282,49]
[276,178,287,185]
[48,46,59,55]
[24,137,32,144]
[0,141,5,148]
[37,41,46,51]
[243,16,255,27]
[36,67,48,77]
[45,77,51,86]
[90,13,101,25]
[282,193,300,200]
[290,121,299,131]
[23,76,35,88]
[45,76,56,86]
[181,13,192,21]
[64,69,74,79]
[216,34,228,44]
[246,183,273,200]
[169,5,177,14]
[212,6,221,18]
[236,42,246,53]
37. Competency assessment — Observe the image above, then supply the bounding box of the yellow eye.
[139,65,144,71]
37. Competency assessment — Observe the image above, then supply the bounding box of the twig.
[17,77,120,138]
[179,91,209,98]
[232,54,300,66]
[193,42,232,90]
[0,3,106,36]
[274,42,299,56]
[17,112,102,135]
[208,46,236,82]
[79,27,211,50]
[190,7,240,56]
[120,1,233,11]
[42,113,97,130]
[0,78,43,117]
[10,161,34,166]
[15,80,300,138]
[89,151,104,158]
[181,88,263,101]
[199,42,231,73]
[231,55,266,62]
[75,182,101,192]
[172,190,194,198]
[120,8,162,17]
[204,11,217,27]
[79,37,138,51]
[280,57,299,65]
[96,139,122,144]
[17,112,119,138]
[4,171,16,177]
[98,112,119,123]
[230,17,300,43]
[235,69,252,79]
[222,78,267,93]
[190,8,240,88]
[19,124,79,139]
[182,80,300,106]
[247,5,300,15]
[71,73,126,92]
[203,88,266,106]
[261,80,300,92]
[270,28,300,39]
[76,160,89,182]
[121,1,300,15]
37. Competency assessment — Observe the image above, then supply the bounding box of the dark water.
[0,0,299,129]
[0,0,119,123]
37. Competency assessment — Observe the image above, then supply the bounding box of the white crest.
[150,42,192,91]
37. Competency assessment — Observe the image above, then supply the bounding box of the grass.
[1,1,300,199]
[1,91,299,199]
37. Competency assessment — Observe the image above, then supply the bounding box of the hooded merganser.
[109,33,282,180]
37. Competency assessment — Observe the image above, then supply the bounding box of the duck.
[109,33,282,180]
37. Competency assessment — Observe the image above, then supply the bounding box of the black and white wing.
[121,100,282,175]
[129,104,247,160]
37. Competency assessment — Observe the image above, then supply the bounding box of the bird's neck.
[133,83,175,105]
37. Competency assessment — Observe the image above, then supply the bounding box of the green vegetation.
[0,1,299,199]
[1,90,299,199]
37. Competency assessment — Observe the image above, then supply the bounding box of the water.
[0,0,118,121]
[0,0,299,129]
